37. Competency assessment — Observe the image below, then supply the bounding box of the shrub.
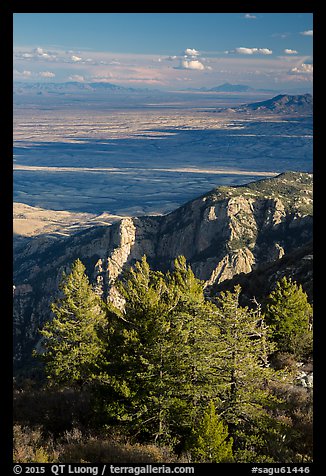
[13,425,58,463]
[13,424,184,463]
[58,439,169,463]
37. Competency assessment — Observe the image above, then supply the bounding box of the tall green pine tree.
[105,255,220,445]
[211,285,288,461]
[36,259,108,387]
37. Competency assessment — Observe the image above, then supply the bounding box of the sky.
[13,13,313,91]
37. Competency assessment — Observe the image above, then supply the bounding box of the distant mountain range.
[16,81,269,96]
[184,82,277,93]
[210,83,257,92]
[14,81,313,116]
[13,81,143,95]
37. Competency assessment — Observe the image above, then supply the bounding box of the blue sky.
[13,13,313,91]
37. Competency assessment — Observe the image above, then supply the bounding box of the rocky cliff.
[13,172,313,374]
[210,241,313,306]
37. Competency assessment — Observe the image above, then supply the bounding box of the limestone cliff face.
[107,218,137,283]
[13,172,313,373]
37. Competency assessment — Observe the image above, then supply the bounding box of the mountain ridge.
[237,93,312,114]
[186,82,277,93]
[213,93,313,115]
[13,81,146,95]
[13,172,313,374]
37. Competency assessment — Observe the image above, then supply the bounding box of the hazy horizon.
[14,13,313,93]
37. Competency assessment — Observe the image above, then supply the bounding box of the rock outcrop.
[210,241,313,306]
[13,172,313,374]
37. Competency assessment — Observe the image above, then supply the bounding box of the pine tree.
[211,285,288,461]
[265,277,313,356]
[105,255,220,445]
[32,256,300,461]
[35,259,108,387]
[189,400,233,463]
[102,256,176,441]
[164,256,222,439]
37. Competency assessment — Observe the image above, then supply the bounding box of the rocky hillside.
[13,172,313,374]
[238,93,313,115]
[210,241,313,306]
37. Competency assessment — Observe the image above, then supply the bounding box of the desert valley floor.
[13,92,312,242]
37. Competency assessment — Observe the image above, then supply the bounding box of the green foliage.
[102,255,219,445]
[188,400,233,463]
[232,413,295,463]
[31,255,312,463]
[35,259,108,386]
[210,172,312,216]
[211,285,290,461]
[213,286,278,422]
[265,277,313,356]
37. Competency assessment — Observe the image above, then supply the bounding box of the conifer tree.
[265,277,313,356]
[102,256,178,441]
[35,259,108,387]
[189,400,233,463]
[106,255,220,444]
[164,256,222,437]
[211,285,287,461]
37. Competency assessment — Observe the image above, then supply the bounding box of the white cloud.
[14,69,55,79]
[244,13,256,19]
[14,44,313,90]
[226,48,252,54]
[184,48,200,57]
[15,47,57,61]
[301,30,313,36]
[33,47,56,59]
[38,71,55,78]
[258,48,273,55]
[290,63,313,74]
[14,69,32,77]
[284,49,298,55]
[68,75,85,82]
[180,59,205,70]
[166,47,209,71]
[227,47,272,55]
[71,55,82,62]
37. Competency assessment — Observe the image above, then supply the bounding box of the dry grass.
[13,384,188,463]
[13,425,59,463]
[13,425,186,464]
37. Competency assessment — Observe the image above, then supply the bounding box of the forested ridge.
[13,256,313,463]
